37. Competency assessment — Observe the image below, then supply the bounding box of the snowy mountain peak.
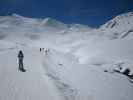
[101,12,133,29]
[100,12,133,39]
[0,14,23,26]
[11,13,24,19]
[115,12,133,19]
[41,17,68,29]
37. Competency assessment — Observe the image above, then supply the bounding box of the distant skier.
[18,50,26,72]
[45,48,50,55]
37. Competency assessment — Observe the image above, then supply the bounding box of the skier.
[44,48,48,55]
[18,50,26,72]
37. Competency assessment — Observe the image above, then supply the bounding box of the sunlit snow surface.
[0,12,133,100]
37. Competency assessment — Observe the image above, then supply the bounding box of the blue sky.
[0,0,133,27]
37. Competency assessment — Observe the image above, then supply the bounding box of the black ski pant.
[19,59,24,70]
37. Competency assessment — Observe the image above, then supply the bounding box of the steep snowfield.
[0,12,133,100]
[100,12,133,39]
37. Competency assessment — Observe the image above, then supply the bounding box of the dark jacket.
[18,51,24,59]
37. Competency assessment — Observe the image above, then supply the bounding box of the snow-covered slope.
[68,24,93,32]
[100,12,133,39]
[0,46,62,100]
[0,12,133,100]
[42,49,133,100]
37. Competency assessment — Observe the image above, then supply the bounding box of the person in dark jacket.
[40,48,41,52]
[18,50,26,72]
